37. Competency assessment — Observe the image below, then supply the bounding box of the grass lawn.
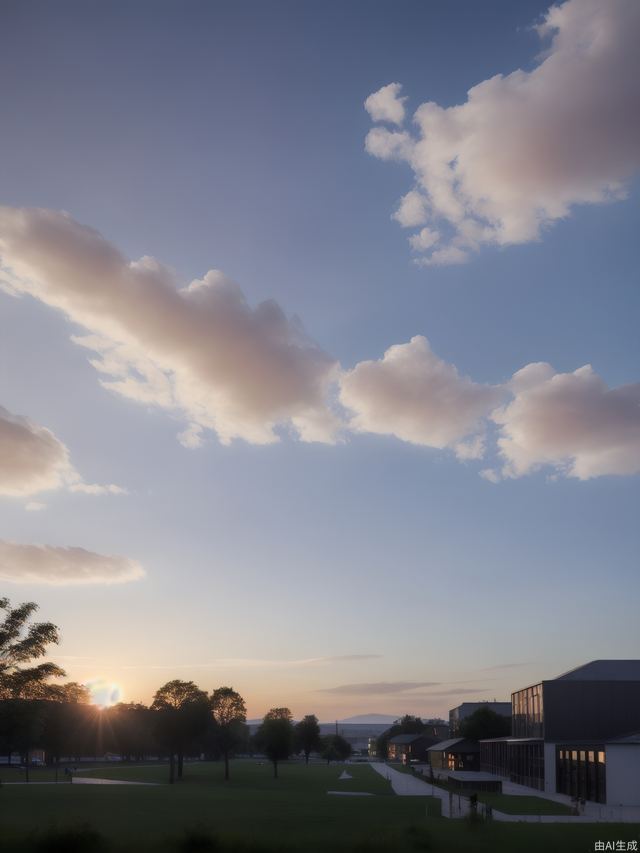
[0,760,635,853]
[477,792,573,815]
[415,771,573,816]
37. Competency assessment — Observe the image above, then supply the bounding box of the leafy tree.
[255,707,294,778]
[210,686,247,781]
[459,707,511,741]
[108,703,157,761]
[320,734,352,763]
[151,680,209,783]
[0,698,44,780]
[294,714,321,765]
[0,598,65,699]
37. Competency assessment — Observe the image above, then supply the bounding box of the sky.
[0,0,639,720]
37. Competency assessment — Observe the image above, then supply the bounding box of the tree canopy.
[320,734,352,763]
[0,598,65,699]
[458,707,511,740]
[255,707,294,778]
[210,686,247,781]
[151,680,210,783]
[294,714,322,764]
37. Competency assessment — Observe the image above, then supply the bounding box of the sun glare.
[85,678,122,709]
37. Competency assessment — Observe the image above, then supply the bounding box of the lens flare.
[85,679,122,708]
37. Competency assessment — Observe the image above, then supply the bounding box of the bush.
[33,826,108,853]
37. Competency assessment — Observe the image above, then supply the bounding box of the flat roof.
[447,771,501,782]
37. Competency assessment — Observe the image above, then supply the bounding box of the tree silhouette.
[0,598,65,699]
[255,707,294,778]
[294,714,321,765]
[151,680,209,783]
[210,686,247,781]
[459,707,511,740]
[321,734,352,763]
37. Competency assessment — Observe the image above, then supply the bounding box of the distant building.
[449,702,511,735]
[427,738,480,772]
[387,734,437,763]
[480,660,640,806]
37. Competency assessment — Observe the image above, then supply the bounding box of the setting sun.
[86,679,122,709]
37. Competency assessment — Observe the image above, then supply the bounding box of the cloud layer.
[0,540,145,585]
[1,206,638,482]
[340,336,500,458]
[492,363,640,480]
[365,0,640,264]
[0,206,338,447]
[0,404,124,499]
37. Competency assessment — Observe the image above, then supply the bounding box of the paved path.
[72,777,158,786]
[370,763,467,818]
[371,764,640,823]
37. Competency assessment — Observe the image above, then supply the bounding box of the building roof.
[555,660,640,681]
[388,734,426,745]
[427,738,470,752]
[607,732,640,745]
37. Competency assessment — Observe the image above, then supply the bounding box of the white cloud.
[339,336,502,452]
[364,82,407,126]
[0,404,125,498]
[408,226,440,252]
[0,405,73,497]
[364,126,413,161]
[0,207,339,447]
[393,191,430,228]
[493,363,640,479]
[25,501,46,511]
[69,482,128,496]
[365,0,640,263]
[0,540,145,585]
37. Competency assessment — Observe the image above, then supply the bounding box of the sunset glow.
[86,679,122,709]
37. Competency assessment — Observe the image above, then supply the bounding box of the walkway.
[370,763,467,818]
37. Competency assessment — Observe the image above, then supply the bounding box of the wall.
[605,745,640,806]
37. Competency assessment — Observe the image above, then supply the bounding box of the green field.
[388,764,572,815]
[0,761,636,853]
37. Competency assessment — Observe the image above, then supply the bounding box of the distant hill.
[337,714,399,724]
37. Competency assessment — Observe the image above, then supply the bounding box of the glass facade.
[512,684,544,738]
[480,739,544,790]
[556,746,606,804]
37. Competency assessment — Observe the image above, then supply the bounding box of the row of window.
[556,746,606,804]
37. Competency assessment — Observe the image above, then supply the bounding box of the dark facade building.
[387,734,437,763]
[480,661,640,806]
[427,737,480,772]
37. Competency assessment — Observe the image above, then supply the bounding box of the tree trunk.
[224,750,229,781]
[169,752,175,784]
[177,751,184,779]
[273,759,278,779]
[305,752,309,765]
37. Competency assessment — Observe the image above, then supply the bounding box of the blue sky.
[0,0,638,718]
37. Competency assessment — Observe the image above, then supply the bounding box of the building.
[387,734,437,763]
[480,660,640,806]
[426,738,480,772]
[449,701,511,735]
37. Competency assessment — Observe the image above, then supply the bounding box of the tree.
[0,598,65,699]
[151,680,209,783]
[294,714,321,765]
[255,707,294,778]
[459,707,511,741]
[210,686,247,781]
[320,734,352,764]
